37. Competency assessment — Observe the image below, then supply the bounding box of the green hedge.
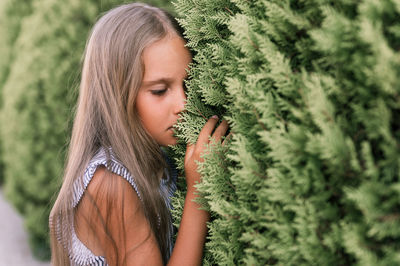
[0,0,175,260]
[172,0,400,265]
[0,0,36,185]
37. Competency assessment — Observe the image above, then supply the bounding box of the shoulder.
[74,166,154,262]
[73,146,145,237]
[87,165,141,208]
[72,147,141,208]
[80,165,142,221]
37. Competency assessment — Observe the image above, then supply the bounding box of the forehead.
[142,36,192,81]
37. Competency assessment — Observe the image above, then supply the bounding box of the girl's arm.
[74,116,228,265]
[168,116,229,266]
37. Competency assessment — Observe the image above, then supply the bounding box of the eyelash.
[151,88,167,96]
[150,81,187,96]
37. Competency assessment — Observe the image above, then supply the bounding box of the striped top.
[65,147,177,266]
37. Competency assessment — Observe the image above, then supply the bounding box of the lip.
[168,120,179,132]
[167,122,177,131]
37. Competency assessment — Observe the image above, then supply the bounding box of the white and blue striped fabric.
[66,147,177,266]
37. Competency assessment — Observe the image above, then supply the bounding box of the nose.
[173,85,186,115]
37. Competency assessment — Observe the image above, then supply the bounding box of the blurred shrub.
[0,0,36,185]
[0,0,174,260]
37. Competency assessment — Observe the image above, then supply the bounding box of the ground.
[0,189,50,266]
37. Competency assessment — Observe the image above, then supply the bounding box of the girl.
[49,2,229,266]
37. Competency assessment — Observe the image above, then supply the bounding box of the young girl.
[49,2,228,266]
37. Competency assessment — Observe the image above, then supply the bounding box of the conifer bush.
[0,0,36,185]
[0,0,103,258]
[0,0,174,259]
[172,0,400,264]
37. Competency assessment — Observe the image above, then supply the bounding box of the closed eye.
[151,88,167,96]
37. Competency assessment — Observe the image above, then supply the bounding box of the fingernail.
[211,115,218,119]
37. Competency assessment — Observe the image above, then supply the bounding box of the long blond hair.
[49,3,182,265]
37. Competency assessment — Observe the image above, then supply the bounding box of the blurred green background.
[0,0,175,260]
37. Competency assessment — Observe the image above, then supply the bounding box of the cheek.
[136,95,152,124]
[136,94,163,135]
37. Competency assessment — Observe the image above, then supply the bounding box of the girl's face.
[136,35,192,146]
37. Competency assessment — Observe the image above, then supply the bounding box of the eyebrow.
[142,78,173,87]
[142,74,189,88]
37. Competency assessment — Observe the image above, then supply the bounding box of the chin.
[168,137,179,146]
[158,137,178,147]
[165,139,178,146]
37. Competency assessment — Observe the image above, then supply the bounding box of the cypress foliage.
[1,0,101,258]
[0,0,36,185]
[173,0,400,265]
[0,0,174,259]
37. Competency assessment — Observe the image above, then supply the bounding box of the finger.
[196,115,219,146]
[185,143,195,164]
[186,143,195,158]
[211,120,229,143]
[222,132,233,146]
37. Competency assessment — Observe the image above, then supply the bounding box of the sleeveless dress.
[61,147,177,266]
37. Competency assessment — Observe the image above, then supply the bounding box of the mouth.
[168,122,177,130]
[168,120,179,132]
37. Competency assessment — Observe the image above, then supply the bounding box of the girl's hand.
[184,116,229,192]
[171,116,229,265]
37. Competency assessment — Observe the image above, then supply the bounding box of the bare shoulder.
[74,165,162,264]
[74,166,143,255]
[76,165,142,226]
[87,165,140,204]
